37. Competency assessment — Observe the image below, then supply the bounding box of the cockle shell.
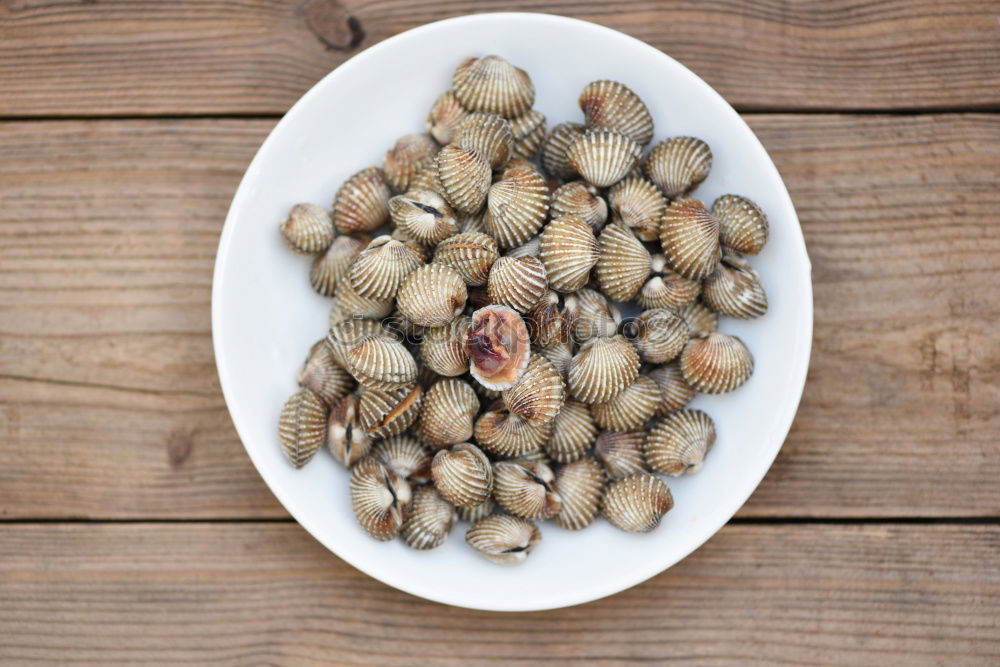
[297,339,353,406]
[485,164,549,249]
[607,177,666,242]
[334,280,394,321]
[502,356,565,425]
[359,384,423,438]
[278,388,328,468]
[565,287,621,342]
[459,209,488,234]
[332,166,391,234]
[540,340,574,381]
[567,130,642,188]
[456,498,495,523]
[702,253,768,319]
[453,55,535,119]
[541,122,586,180]
[602,473,673,533]
[578,80,654,146]
[433,232,498,286]
[638,254,701,309]
[647,362,696,416]
[590,375,660,431]
[554,457,606,530]
[466,305,531,391]
[400,486,456,550]
[280,203,334,255]
[431,442,494,507]
[436,144,491,215]
[596,221,651,301]
[474,403,552,458]
[659,199,722,281]
[417,378,479,448]
[550,181,608,232]
[410,162,446,196]
[539,215,600,293]
[420,316,471,377]
[510,109,546,159]
[347,335,418,391]
[310,234,368,296]
[712,194,769,255]
[466,514,541,565]
[679,332,754,394]
[385,134,438,192]
[629,308,689,364]
[505,235,541,258]
[388,190,458,246]
[326,318,390,367]
[673,300,718,338]
[568,335,640,404]
[426,90,468,145]
[545,399,597,464]
[595,430,648,479]
[397,263,467,328]
[348,235,423,301]
[371,434,432,483]
[646,409,716,476]
[326,394,371,467]
[486,256,548,313]
[493,460,561,520]
[350,456,412,541]
[454,112,513,169]
[644,136,712,199]
[527,290,574,349]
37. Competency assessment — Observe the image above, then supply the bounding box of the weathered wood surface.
[1,1,998,116]
[1,114,997,519]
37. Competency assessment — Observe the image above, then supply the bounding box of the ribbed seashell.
[568,335,640,404]
[540,341,573,382]
[647,362,696,416]
[435,144,491,215]
[466,305,531,391]
[659,199,722,281]
[433,232,498,286]
[358,384,422,438]
[348,235,423,302]
[325,394,371,467]
[350,456,411,541]
[431,443,493,507]
[486,256,548,313]
[454,112,513,169]
[399,486,456,550]
[629,308,689,364]
[503,236,540,260]
[540,122,586,180]
[565,287,621,342]
[545,399,597,464]
[420,316,471,377]
[567,130,642,188]
[417,378,479,448]
[409,162,445,196]
[388,190,457,246]
[466,514,540,565]
[602,473,673,533]
[702,253,768,319]
[456,498,494,523]
[550,181,608,232]
[474,403,552,458]
[713,194,769,255]
[371,434,432,483]
[459,208,487,234]
[485,164,549,249]
[554,457,606,530]
[607,177,666,242]
[680,332,753,394]
[347,335,418,391]
[334,280,394,321]
[383,307,424,341]
[510,110,546,159]
[638,254,701,309]
[310,234,367,296]
[590,375,660,431]
[502,356,565,425]
[452,55,535,119]
[594,430,648,479]
[385,134,438,193]
[396,263,467,328]
[539,215,600,293]
[674,300,718,338]
[326,318,389,367]
[332,166,391,234]
[426,91,468,145]
[644,136,712,199]
[578,80,654,146]
[646,409,716,477]
[297,339,353,406]
[493,460,561,519]
[527,291,574,349]
[596,221,651,301]
[279,203,334,255]
[277,388,327,468]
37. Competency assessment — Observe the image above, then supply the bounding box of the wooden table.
[1,2,998,663]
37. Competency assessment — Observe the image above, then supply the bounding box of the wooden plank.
[0,522,996,663]
[1,115,998,519]
[0,1,998,116]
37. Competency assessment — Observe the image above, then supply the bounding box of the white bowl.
[213,12,812,612]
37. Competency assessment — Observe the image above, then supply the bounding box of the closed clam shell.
[644,136,712,199]
[527,290,574,349]
[680,332,754,394]
[702,253,768,319]
[431,442,494,507]
[459,208,488,234]
[638,254,701,309]
[332,166,391,234]
[565,287,621,342]
[371,434,433,483]
[590,375,660,431]
[358,384,423,439]
[436,144,491,215]
[466,305,531,391]
[540,122,586,180]
[397,263,468,328]
[510,110,546,159]
[673,300,718,338]
[452,55,535,119]
[400,486,456,550]
[659,199,722,281]
[388,190,458,246]
[326,394,371,467]
[502,356,565,426]
[385,134,438,192]
[348,334,418,391]
[646,409,716,476]
[568,335,640,404]
[456,498,495,523]
[348,235,423,301]
[567,130,642,188]
[297,339,353,406]
[433,232,498,286]
[713,194,769,255]
[554,457,606,530]
[310,234,368,297]
[409,161,446,196]
[539,215,600,293]
[280,203,334,255]
[540,340,574,381]
[474,404,552,458]
[607,177,666,242]
[602,473,673,533]
[417,378,479,448]
[629,308,689,364]
[326,318,390,367]
[466,514,541,565]
[454,112,513,169]
[485,164,549,249]
[551,181,608,232]
[420,316,471,377]
[545,399,597,464]
[426,90,468,145]
[579,80,654,146]
[493,460,561,520]
[505,235,541,258]
[333,280,394,320]
[595,430,648,479]
[350,456,411,541]
[487,256,548,313]
[596,221,651,301]
[277,388,328,468]
[647,362,697,416]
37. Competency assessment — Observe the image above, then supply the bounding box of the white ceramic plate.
[213,12,812,611]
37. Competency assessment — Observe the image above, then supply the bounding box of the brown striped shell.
[540,122,586,180]
[347,335,418,391]
[452,55,535,119]
[326,394,371,467]
[431,443,494,508]
[602,473,673,533]
[400,486,456,550]
[326,318,390,367]
[607,177,666,242]
[510,109,546,159]
[539,215,600,293]
[332,166,391,234]
[713,194,769,255]
[333,280,394,321]
[350,456,412,541]
[638,254,701,309]
[278,387,328,468]
[280,203,334,255]
[474,404,552,459]
[673,300,718,338]
[459,208,488,234]
[550,181,608,231]
[565,287,621,342]
[646,409,716,476]
[540,340,574,381]
[567,130,642,188]
[456,498,495,523]
[568,335,640,404]
[702,253,768,319]
[579,80,654,146]
[397,263,468,328]
[554,457,606,530]
[433,232,498,286]
[297,339,353,406]
[310,234,368,296]
[647,362,697,416]
[644,136,712,199]
[485,164,550,249]
[629,308,689,364]
[348,235,423,301]
[409,161,446,196]
[595,430,648,479]
[659,199,722,281]
[358,384,422,439]
[384,134,438,192]
[435,144,491,215]
[466,514,541,565]
[502,356,565,426]
[493,460,561,520]
[590,375,660,431]
[453,112,513,169]
[486,256,548,313]
[371,434,432,483]
[388,190,458,246]
[416,378,479,448]
[545,399,598,464]
[680,332,754,394]
[596,221,651,301]
[505,235,541,258]
[420,316,471,377]
[426,91,468,145]
[527,290,574,350]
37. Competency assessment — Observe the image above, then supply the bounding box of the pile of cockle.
[277,55,768,565]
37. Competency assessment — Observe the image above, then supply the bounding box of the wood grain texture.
[1,115,998,519]
[0,522,997,664]
[1,0,998,116]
